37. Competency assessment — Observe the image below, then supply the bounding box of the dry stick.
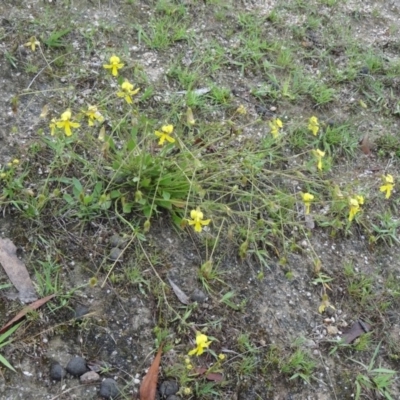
[137,239,196,335]
[100,232,136,289]
[49,383,97,400]
[26,52,72,90]
[114,208,197,334]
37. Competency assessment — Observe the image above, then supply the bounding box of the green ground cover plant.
[1,0,400,398]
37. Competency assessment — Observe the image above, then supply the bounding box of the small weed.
[280,339,316,384]
[34,257,61,297]
[350,342,396,400]
[370,211,400,246]
[43,28,71,48]
[310,82,336,105]
[343,262,374,305]
[135,15,192,50]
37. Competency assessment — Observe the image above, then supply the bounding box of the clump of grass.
[280,338,316,384]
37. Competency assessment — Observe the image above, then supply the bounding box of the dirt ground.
[1,0,400,399]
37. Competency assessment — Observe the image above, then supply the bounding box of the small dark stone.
[50,362,66,381]
[100,378,119,399]
[255,105,274,117]
[358,66,369,75]
[159,380,179,396]
[66,356,87,377]
[74,304,89,320]
[325,305,336,317]
[190,288,207,303]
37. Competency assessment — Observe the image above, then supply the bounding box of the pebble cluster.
[50,356,119,399]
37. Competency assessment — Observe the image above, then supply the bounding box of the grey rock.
[66,356,87,377]
[190,288,207,303]
[166,396,181,400]
[100,378,119,399]
[159,380,179,396]
[109,234,127,248]
[109,247,123,261]
[74,304,89,320]
[80,370,100,383]
[50,363,66,381]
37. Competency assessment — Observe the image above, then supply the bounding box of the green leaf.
[143,205,153,218]
[83,195,93,205]
[0,353,16,372]
[63,193,74,204]
[93,182,103,197]
[123,202,133,214]
[44,28,72,48]
[141,178,151,188]
[156,200,172,209]
[0,322,22,345]
[72,177,83,192]
[127,139,136,151]
[110,190,121,199]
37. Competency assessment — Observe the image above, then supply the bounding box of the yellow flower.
[301,192,314,215]
[182,387,192,395]
[56,109,80,136]
[187,207,211,233]
[49,118,57,136]
[188,332,212,356]
[155,124,175,146]
[24,36,40,52]
[312,149,325,171]
[103,54,124,76]
[348,195,364,222]
[318,293,335,314]
[380,174,394,199]
[308,116,319,136]
[236,104,247,115]
[218,353,226,361]
[12,159,20,165]
[269,118,283,138]
[85,105,104,126]
[116,80,140,104]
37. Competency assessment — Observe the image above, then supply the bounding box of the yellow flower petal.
[308,116,319,136]
[162,124,174,134]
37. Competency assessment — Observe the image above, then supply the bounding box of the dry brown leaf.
[360,135,372,155]
[0,238,37,303]
[195,367,224,382]
[342,320,371,344]
[167,276,190,305]
[0,294,55,334]
[139,344,163,400]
